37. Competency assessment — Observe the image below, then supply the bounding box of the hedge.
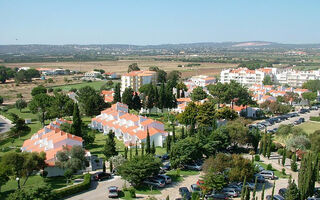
[53,173,91,199]
[310,116,320,122]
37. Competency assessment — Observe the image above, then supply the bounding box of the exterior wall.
[45,166,65,177]
[141,133,164,147]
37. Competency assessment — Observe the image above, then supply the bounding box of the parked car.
[94,172,111,181]
[179,187,191,200]
[205,192,230,200]
[278,188,287,198]
[310,106,319,110]
[184,162,202,171]
[226,184,242,192]
[237,182,255,190]
[255,164,264,172]
[299,117,305,123]
[299,109,308,114]
[266,195,285,200]
[161,162,171,171]
[293,120,301,125]
[222,187,239,198]
[143,178,165,188]
[155,174,172,184]
[108,186,119,198]
[162,154,169,161]
[259,170,275,180]
[253,174,266,183]
[190,184,202,195]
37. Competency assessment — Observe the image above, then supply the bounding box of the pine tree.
[267,134,272,159]
[113,83,121,103]
[122,87,134,109]
[166,134,171,154]
[141,142,145,156]
[282,149,286,166]
[103,130,118,160]
[146,128,151,154]
[172,125,176,143]
[151,140,156,155]
[261,184,265,200]
[71,103,82,137]
[135,141,138,156]
[181,126,185,140]
[132,92,142,111]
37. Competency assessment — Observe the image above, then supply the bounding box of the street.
[0,115,12,134]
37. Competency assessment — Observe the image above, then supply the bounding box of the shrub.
[129,187,136,198]
[47,78,54,83]
[254,155,260,162]
[54,88,62,93]
[282,168,286,175]
[277,148,284,155]
[267,164,273,171]
[53,173,91,198]
[310,116,320,122]
[48,88,53,93]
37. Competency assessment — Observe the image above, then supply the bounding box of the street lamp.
[16,177,20,189]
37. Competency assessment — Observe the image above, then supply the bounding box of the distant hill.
[0,41,320,55]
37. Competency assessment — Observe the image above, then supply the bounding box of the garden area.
[50,80,107,91]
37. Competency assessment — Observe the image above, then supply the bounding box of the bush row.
[310,116,320,122]
[53,173,91,199]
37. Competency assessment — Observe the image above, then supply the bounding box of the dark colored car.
[206,192,230,200]
[179,187,191,200]
[94,172,111,181]
[278,188,287,198]
[266,195,284,200]
[299,117,305,123]
[162,154,169,161]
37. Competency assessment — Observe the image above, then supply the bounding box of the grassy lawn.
[51,81,106,91]
[0,107,43,156]
[255,161,289,179]
[297,121,320,134]
[135,185,161,195]
[0,175,75,199]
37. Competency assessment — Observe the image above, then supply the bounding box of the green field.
[51,81,107,91]
[297,121,320,134]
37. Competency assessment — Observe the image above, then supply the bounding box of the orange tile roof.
[177,98,192,102]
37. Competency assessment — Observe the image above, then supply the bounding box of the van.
[259,170,275,180]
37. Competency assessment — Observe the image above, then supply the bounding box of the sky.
[0,0,319,45]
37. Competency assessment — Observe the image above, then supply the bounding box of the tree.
[203,168,226,193]
[302,92,317,106]
[49,92,74,118]
[15,99,27,112]
[202,153,231,173]
[77,86,108,116]
[261,183,265,200]
[291,154,298,172]
[56,145,88,173]
[9,113,31,138]
[70,103,82,137]
[122,87,134,109]
[190,86,207,101]
[0,163,9,192]
[31,85,47,96]
[177,102,198,126]
[267,134,272,159]
[0,66,9,83]
[282,150,286,166]
[248,128,261,152]
[151,141,156,155]
[167,70,181,89]
[128,63,140,72]
[29,93,53,125]
[215,106,238,120]
[309,130,320,152]
[263,75,273,85]
[146,129,151,154]
[228,154,255,182]
[196,102,216,128]
[109,155,126,171]
[225,119,250,147]
[286,179,300,200]
[113,83,121,103]
[132,92,142,111]
[302,80,320,92]
[210,126,231,152]
[170,137,202,168]
[166,134,171,154]
[118,155,161,186]
[7,184,56,200]
[103,130,118,160]
[124,147,128,159]
[64,169,73,184]
[286,135,311,151]
[0,96,3,105]
[135,142,138,156]
[157,69,167,83]
[181,126,185,140]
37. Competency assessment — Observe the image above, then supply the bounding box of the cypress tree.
[141,142,145,156]
[189,123,195,137]
[282,149,286,166]
[132,92,142,111]
[151,140,156,155]
[259,134,263,155]
[110,160,113,173]
[113,83,121,103]
[135,141,138,156]
[181,126,185,139]
[159,83,166,111]
[181,90,185,98]
[103,130,118,160]
[166,134,171,154]
[122,87,134,109]
[271,181,276,199]
[240,177,246,200]
[245,187,250,200]
[124,147,128,159]
[154,86,159,109]
[252,176,257,200]
[129,147,132,160]
[261,183,265,200]
[262,133,267,157]
[177,88,180,98]
[267,134,272,159]
[71,103,82,137]
[103,160,106,172]
[291,154,298,172]
[146,128,151,154]
[172,125,176,143]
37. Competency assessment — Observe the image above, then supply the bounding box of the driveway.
[0,115,12,134]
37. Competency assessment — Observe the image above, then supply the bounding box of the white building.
[190,75,216,87]
[121,70,157,92]
[85,71,102,78]
[275,69,320,87]
[220,68,277,86]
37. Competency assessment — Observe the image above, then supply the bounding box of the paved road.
[0,115,12,134]
[266,109,320,131]
[65,175,125,200]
